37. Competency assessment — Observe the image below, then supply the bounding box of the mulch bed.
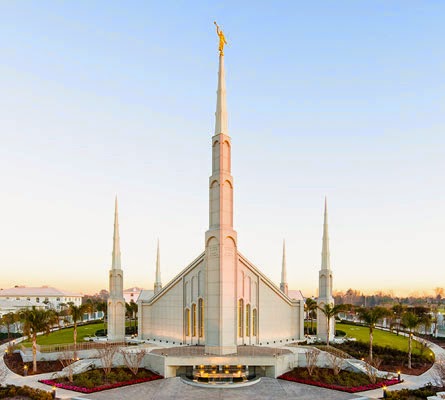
[278,368,400,393]
[39,369,163,393]
[3,353,64,376]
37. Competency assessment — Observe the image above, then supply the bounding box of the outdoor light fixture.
[397,371,401,382]
[383,386,387,398]
[52,386,56,399]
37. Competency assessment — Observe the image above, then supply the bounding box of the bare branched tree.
[119,348,147,376]
[97,344,118,377]
[363,356,382,384]
[305,348,320,377]
[326,353,343,376]
[58,350,76,383]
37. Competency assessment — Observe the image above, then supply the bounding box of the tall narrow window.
[252,308,257,336]
[185,308,190,336]
[198,298,204,337]
[192,304,197,337]
[238,299,244,337]
[246,304,250,336]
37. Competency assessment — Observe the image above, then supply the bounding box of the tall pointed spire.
[321,196,330,270]
[154,238,162,294]
[112,196,121,270]
[214,52,228,135]
[280,239,288,295]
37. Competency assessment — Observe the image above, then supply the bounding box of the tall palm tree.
[1,312,17,344]
[358,306,388,361]
[305,298,318,335]
[68,303,90,359]
[402,311,420,369]
[318,304,345,346]
[392,303,405,335]
[20,307,58,373]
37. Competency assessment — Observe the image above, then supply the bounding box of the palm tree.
[1,312,17,345]
[402,311,420,369]
[392,303,405,335]
[358,306,388,361]
[305,298,318,335]
[318,303,345,346]
[96,301,107,332]
[20,307,58,373]
[68,303,90,359]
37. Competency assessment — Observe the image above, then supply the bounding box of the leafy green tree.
[358,306,389,361]
[391,303,406,335]
[68,303,90,358]
[305,298,318,335]
[402,311,420,369]
[20,307,58,372]
[318,303,345,346]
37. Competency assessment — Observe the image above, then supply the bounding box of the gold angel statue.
[214,21,227,55]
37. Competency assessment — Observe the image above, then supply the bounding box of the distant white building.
[0,286,82,311]
[123,287,143,304]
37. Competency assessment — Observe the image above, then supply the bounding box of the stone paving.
[74,376,364,400]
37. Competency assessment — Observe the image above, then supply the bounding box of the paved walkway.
[73,376,364,400]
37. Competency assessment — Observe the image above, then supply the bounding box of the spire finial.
[112,196,121,269]
[321,197,330,270]
[214,24,228,136]
[154,238,162,294]
[280,239,288,295]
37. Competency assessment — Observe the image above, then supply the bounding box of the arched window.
[238,299,244,337]
[192,304,197,337]
[185,308,191,336]
[246,304,250,336]
[252,308,257,336]
[198,298,204,337]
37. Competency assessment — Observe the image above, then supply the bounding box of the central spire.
[112,196,121,270]
[321,197,330,270]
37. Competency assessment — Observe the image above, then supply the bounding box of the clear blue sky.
[0,1,444,296]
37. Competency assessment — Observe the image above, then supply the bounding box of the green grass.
[336,323,425,355]
[22,322,104,346]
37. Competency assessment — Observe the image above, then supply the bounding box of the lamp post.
[383,385,387,398]
[397,370,401,382]
[23,365,28,376]
[52,386,56,399]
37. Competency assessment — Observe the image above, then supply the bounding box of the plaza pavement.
[1,334,444,400]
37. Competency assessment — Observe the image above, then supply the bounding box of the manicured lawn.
[22,322,104,346]
[336,322,424,355]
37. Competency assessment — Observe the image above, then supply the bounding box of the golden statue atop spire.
[214,21,227,56]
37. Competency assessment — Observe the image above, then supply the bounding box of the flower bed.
[39,368,163,393]
[278,368,400,393]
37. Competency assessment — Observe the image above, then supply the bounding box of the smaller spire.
[111,196,121,269]
[321,196,330,270]
[154,238,162,294]
[280,239,288,295]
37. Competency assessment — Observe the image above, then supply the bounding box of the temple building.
[106,28,334,367]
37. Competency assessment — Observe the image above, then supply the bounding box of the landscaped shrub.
[40,367,163,393]
[0,385,52,400]
[278,368,399,393]
[385,384,443,399]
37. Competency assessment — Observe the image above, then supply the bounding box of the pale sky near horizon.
[0,1,444,297]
